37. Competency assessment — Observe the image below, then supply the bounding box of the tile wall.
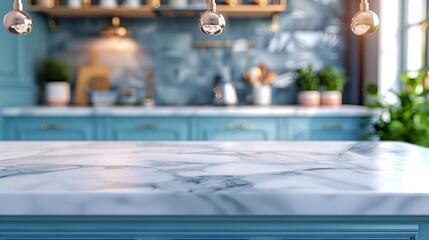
[49,0,346,105]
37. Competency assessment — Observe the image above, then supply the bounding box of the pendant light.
[3,0,33,35]
[350,0,379,36]
[101,17,130,38]
[199,0,225,36]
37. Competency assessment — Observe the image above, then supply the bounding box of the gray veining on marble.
[2,105,374,117]
[0,142,428,216]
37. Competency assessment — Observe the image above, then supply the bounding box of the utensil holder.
[252,85,272,105]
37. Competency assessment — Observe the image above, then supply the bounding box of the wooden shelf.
[27,0,286,19]
[27,6,155,18]
[158,4,286,18]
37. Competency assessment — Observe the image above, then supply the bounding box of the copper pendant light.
[101,17,130,38]
[3,0,33,35]
[351,0,380,36]
[199,0,225,36]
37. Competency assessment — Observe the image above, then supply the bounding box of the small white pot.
[298,91,321,107]
[321,91,342,106]
[122,0,140,8]
[45,82,71,106]
[99,0,117,8]
[169,0,187,8]
[67,0,82,8]
[252,85,272,106]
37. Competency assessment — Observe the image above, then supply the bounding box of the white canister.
[169,0,187,8]
[99,0,117,8]
[45,82,71,106]
[122,0,140,8]
[252,85,272,106]
[68,0,82,8]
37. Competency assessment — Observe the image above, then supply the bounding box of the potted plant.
[296,66,320,107]
[37,59,73,106]
[366,71,429,147]
[318,66,347,106]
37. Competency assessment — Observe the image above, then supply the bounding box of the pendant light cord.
[207,0,216,12]
[359,0,369,11]
[13,0,23,11]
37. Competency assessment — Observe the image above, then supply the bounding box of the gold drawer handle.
[40,123,64,130]
[137,124,159,130]
[228,123,249,130]
[323,124,345,130]
[40,123,50,130]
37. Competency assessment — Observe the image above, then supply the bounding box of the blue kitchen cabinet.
[0,218,423,240]
[5,117,95,141]
[0,2,49,140]
[108,117,191,141]
[286,117,368,141]
[196,117,278,141]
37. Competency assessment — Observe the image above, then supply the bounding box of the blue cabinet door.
[287,117,367,141]
[196,117,277,141]
[0,219,420,240]
[5,117,95,141]
[109,117,190,141]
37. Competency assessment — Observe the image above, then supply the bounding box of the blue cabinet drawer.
[287,117,367,141]
[5,117,95,141]
[196,117,277,141]
[109,117,190,141]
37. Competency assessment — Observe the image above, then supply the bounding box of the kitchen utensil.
[87,90,117,107]
[213,70,237,106]
[263,72,278,85]
[258,64,268,79]
[244,67,263,88]
[118,88,139,106]
[75,51,110,106]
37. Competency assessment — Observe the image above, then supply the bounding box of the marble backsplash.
[48,0,345,106]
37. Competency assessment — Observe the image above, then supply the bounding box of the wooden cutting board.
[74,51,110,106]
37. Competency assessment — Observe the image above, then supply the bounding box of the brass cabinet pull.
[40,123,64,130]
[228,123,249,130]
[323,124,345,130]
[137,123,159,130]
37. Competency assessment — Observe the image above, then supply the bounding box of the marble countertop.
[2,105,374,117]
[0,141,428,216]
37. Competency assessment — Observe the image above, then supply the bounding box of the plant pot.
[298,91,320,107]
[321,91,342,106]
[45,82,70,106]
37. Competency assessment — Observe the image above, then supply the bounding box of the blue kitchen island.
[0,141,428,239]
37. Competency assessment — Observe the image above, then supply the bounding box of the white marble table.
[0,141,428,216]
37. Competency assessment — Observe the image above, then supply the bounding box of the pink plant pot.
[298,91,321,107]
[321,91,342,106]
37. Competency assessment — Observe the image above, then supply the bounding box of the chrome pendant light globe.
[199,0,225,36]
[350,0,379,36]
[3,0,33,35]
